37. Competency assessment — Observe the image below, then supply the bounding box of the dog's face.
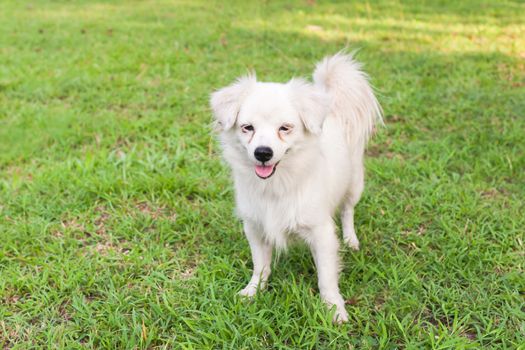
[211,76,329,179]
[235,84,305,179]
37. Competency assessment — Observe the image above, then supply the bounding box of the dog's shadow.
[270,242,317,281]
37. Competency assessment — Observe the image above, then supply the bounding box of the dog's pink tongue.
[255,164,275,178]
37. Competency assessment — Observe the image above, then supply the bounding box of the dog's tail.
[313,52,383,146]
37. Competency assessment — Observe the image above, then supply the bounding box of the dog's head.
[211,75,329,179]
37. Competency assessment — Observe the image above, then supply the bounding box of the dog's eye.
[241,124,254,133]
[279,124,293,133]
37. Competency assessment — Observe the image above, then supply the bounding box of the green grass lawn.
[1,0,524,348]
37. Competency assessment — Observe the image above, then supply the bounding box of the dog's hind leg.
[238,220,273,298]
[342,162,364,251]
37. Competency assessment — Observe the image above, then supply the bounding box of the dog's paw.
[344,236,360,251]
[332,306,349,324]
[323,294,349,324]
[238,285,258,298]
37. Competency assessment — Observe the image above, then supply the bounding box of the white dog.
[210,53,382,322]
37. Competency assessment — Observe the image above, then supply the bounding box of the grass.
[0,0,524,348]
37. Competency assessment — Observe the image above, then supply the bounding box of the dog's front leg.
[238,221,272,298]
[308,220,349,323]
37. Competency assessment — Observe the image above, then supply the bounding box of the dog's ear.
[287,78,330,135]
[210,74,256,131]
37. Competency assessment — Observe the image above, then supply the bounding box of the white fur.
[210,53,382,323]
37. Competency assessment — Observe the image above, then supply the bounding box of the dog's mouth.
[255,162,279,179]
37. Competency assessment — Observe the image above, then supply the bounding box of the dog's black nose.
[254,146,273,162]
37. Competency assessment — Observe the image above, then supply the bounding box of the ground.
[0,0,524,349]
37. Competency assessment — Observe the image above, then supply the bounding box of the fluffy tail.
[313,52,383,146]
